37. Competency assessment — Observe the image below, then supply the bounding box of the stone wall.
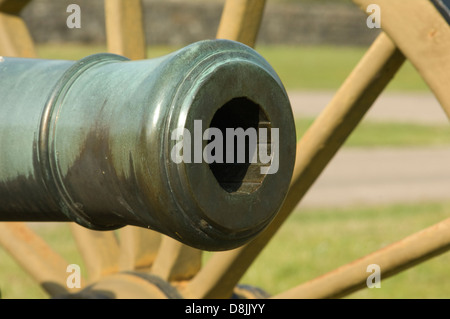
[21,0,380,46]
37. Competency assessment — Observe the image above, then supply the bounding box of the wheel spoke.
[216,0,266,48]
[0,0,35,57]
[150,236,202,282]
[118,226,162,272]
[185,32,405,299]
[104,0,146,60]
[70,224,120,283]
[0,222,81,297]
[353,0,450,118]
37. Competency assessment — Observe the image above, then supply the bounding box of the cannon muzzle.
[0,40,296,250]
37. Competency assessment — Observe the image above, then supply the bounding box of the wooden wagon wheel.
[0,0,449,299]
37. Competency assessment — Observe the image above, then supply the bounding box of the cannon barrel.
[0,40,296,250]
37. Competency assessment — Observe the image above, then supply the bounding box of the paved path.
[287,91,450,209]
[299,147,450,208]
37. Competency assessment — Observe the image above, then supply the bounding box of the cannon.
[0,39,296,251]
